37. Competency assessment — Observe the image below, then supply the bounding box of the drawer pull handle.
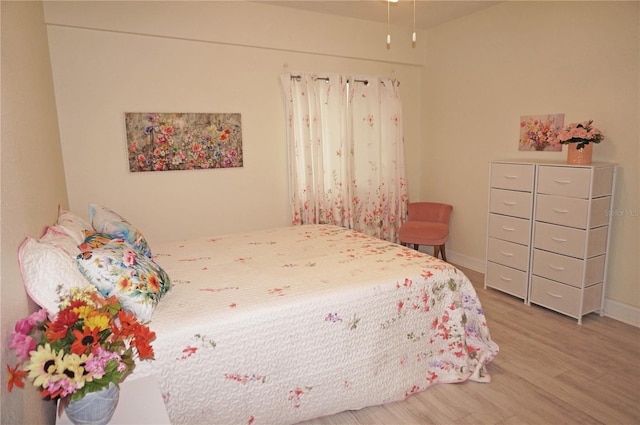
[500,251,514,257]
[549,264,565,271]
[499,275,512,282]
[501,226,516,232]
[504,175,518,180]
[546,291,563,298]
[553,208,569,214]
[551,237,567,242]
[554,179,571,185]
[503,201,517,206]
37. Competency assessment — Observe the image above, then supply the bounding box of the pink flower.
[570,127,588,139]
[29,309,48,326]
[558,120,604,145]
[9,333,36,362]
[13,318,32,335]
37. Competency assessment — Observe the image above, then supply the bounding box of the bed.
[19,207,498,425]
[128,224,499,424]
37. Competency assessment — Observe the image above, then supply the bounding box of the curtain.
[280,73,408,242]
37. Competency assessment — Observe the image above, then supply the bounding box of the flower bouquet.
[6,286,156,417]
[557,120,605,150]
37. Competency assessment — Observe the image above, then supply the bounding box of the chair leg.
[433,245,440,259]
[440,244,447,262]
[413,244,420,251]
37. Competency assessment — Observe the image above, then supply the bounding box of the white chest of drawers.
[485,162,535,300]
[485,161,615,324]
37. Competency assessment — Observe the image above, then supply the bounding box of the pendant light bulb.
[386,0,391,46]
[412,0,417,44]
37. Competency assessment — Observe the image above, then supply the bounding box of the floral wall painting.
[519,114,565,151]
[125,112,243,172]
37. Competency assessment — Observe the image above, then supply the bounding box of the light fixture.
[386,0,416,46]
[412,0,417,43]
[386,0,393,46]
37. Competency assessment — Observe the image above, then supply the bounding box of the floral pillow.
[89,204,152,258]
[75,239,171,321]
[78,232,113,252]
[19,236,90,314]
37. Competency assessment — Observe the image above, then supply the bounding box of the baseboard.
[441,249,640,328]
[445,250,486,274]
[603,298,640,327]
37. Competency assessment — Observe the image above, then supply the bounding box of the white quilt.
[132,225,499,424]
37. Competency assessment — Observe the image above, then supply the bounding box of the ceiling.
[261,1,504,30]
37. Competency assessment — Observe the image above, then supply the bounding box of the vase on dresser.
[566,142,593,165]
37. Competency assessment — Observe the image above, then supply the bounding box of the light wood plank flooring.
[300,266,640,425]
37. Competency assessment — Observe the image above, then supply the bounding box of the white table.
[56,376,170,424]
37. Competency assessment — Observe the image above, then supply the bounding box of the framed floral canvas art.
[518,114,564,151]
[125,112,243,172]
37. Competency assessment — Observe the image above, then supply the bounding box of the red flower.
[71,326,101,355]
[45,309,79,342]
[6,364,27,392]
[131,326,156,360]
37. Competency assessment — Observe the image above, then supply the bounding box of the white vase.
[64,383,119,425]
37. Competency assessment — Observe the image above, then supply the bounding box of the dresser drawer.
[535,194,588,228]
[487,238,530,271]
[532,249,605,287]
[488,214,531,245]
[490,163,535,191]
[529,275,581,316]
[534,222,608,258]
[530,276,602,318]
[537,166,592,198]
[537,165,614,198]
[485,262,528,299]
[536,194,611,229]
[490,189,533,219]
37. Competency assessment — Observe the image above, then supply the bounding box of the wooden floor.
[300,266,640,425]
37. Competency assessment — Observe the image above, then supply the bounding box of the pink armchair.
[398,202,453,261]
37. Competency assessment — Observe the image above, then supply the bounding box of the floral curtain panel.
[280,73,408,242]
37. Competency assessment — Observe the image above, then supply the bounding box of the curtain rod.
[290,75,400,87]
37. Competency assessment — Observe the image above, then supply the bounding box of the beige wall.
[1,2,67,424]
[423,1,639,323]
[43,0,425,243]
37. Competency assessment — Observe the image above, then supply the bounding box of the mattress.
[131,224,499,424]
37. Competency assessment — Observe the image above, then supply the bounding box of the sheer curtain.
[280,73,408,241]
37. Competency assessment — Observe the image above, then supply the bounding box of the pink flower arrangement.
[557,120,605,150]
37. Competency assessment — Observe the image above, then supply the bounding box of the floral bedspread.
[132,225,499,425]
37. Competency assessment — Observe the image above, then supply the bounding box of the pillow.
[78,232,113,252]
[57,208,93,245]
[89,204,152,257]
[19,237,90,313]
[40,225,82,256]
[75,239,171,321]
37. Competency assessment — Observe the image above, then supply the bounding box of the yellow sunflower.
[58,352,92,388]
[26,344,63,388]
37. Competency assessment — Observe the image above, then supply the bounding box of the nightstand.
[56,376,170,424]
